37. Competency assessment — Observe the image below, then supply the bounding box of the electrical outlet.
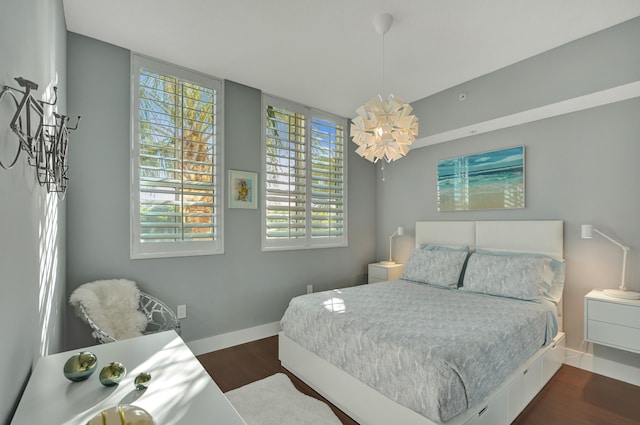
[177,304,187,319]
[307,284,313,294]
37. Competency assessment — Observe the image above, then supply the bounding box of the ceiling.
[63,0,640,118]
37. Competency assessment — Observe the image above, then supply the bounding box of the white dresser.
[11,331,247,425]
[584,289,640,354]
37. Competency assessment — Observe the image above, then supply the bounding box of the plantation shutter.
[262,95,347,251]
[264,104,307,241]
[132,55,223,259]
[310,115,344,238]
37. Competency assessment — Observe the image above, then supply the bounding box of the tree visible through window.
[131,55,223,259]
[262,96,347,251]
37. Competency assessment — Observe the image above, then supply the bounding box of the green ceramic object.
[99,362,127,386]
[134,372,152,390]
[63,351,98,382]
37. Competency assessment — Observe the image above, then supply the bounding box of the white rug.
[225,373,343,425]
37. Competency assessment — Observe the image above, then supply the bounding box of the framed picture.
[437,146,525,211]
[228,170,258,209]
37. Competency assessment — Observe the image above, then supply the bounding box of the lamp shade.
[581,224,593,239]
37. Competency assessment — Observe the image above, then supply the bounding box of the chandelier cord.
[381,28,385,99]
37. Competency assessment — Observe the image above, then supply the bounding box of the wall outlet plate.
[177,304,187,319]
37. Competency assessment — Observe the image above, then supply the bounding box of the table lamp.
[380,226,404,265]
[581,224,640,300]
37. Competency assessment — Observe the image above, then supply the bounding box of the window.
[131,54,223,259]
[262,95,347,251]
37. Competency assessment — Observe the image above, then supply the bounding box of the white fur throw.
[70,279,148,340]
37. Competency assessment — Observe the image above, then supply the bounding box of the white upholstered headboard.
[415,220,564,258]
[415,220,565,331]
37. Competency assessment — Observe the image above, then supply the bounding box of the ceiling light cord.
[374,13,393,99]
[381,27,385,99]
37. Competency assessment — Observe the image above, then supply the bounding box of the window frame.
[130,54,224,259]
[261,94,348,252]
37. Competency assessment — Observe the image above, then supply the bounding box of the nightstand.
[584,290,640,354]
[368,263,404,283]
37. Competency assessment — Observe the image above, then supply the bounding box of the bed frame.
[279,220,566,425]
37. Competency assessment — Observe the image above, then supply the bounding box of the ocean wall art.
[437,146,525,211]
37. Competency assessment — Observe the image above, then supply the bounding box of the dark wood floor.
[197,336,640,425]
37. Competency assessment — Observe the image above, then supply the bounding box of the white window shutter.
[264,103,306,241]
[310,115,345,239]
[131,55,224,259]
[262,96,347,251]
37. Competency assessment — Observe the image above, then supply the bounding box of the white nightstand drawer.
[587,299,640,329]
[367,263,404,284]
[369,266,389,280]
[587,320,640,352]
[585,290,640,354]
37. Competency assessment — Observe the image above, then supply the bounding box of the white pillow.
[461,253,550,301]
[401,248,468,288]
[475,249,565,303]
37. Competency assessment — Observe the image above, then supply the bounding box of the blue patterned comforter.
[280,280,557,422]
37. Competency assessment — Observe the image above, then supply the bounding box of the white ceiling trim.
[411,80,640,149]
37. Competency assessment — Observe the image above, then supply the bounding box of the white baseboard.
[187,321,282,356]
[564,348,640,387]
[564,348,594,371]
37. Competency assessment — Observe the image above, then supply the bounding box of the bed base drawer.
[468,390,508,425]
[543,335,565,382]
[467,332,565,425]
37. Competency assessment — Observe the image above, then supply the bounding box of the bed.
[279,220,566,425]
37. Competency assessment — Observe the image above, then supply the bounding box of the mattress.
[280,280,558,422]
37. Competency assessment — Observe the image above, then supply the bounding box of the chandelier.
[351,13,419,163]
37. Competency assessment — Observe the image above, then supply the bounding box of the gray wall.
[3,11,634,421]
[0,0,67,422]
[66,33,377,349]
[378,18,640,368]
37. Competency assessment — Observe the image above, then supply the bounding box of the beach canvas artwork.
[437,146,525,211]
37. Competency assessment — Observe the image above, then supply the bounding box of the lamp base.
[379,260,396,265]
[603,288,640,300]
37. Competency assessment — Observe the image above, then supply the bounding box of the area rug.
[225,373,342,425]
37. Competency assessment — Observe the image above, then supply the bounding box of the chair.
[70,279,181,344]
